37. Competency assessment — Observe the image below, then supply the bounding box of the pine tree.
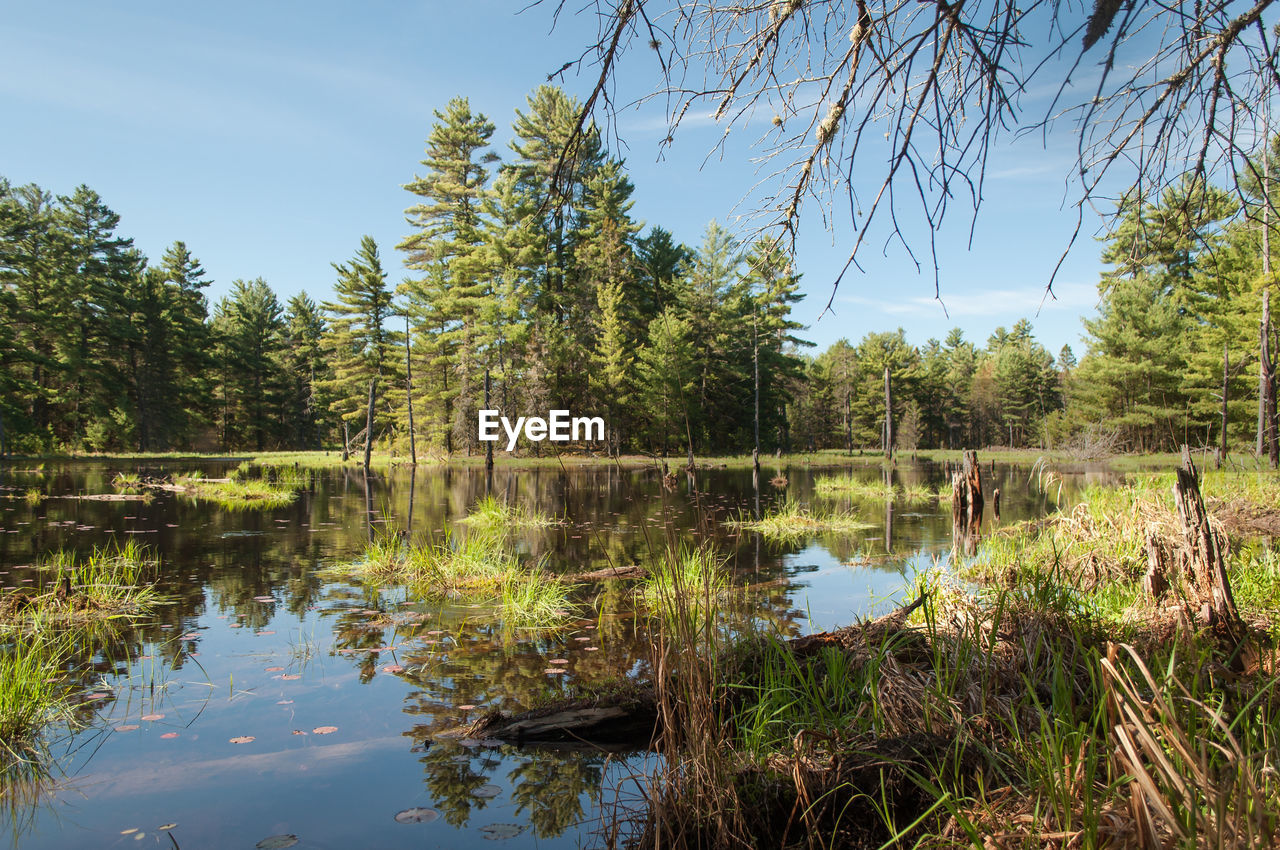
[400,97,497,453]
[322,236,400,467]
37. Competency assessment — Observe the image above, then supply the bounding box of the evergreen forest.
[3,86,1280,459]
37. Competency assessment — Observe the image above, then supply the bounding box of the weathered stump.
[951,450,983,557]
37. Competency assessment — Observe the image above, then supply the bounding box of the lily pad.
[158,823,177,830]
[140,713,165,722]
[255,836,299,849]
[312,725,338,735]
[115,724,140,732]
[480,823,523,840]
[472,784,502,799]
[229,736,255,744]
[394,807,439,824]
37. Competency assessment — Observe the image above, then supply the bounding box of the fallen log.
[445,688,659,750]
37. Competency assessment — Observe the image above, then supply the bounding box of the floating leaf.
[140,713,165,722]
[264,666,284,672]
[457,704,477,711]
[255,836,299,849]
[120,828,137,835]
[312,726,338,735]
[281,674,301,680]
[160,732,179,739]
[291,730,307,736]
[158,823,177,830]
[382,664,404,673]
[394,807,439,824]
[480,822,522,839]
[548,659,568,665]
[253,596,275,602]
[472,784,502,799]
[544,668,568,675]
[257,630,275,635]
[229,736,255,744]
[276,700,294,705]
[115,724,140,732]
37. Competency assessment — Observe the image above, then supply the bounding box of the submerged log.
[573,565,648,581]
[951,450,983,557]
[452,689,659,750]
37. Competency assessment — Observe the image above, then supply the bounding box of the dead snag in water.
[951,450,983,557]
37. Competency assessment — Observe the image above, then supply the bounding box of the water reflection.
[0,458,1116,848]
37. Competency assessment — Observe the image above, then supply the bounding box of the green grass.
[459,495,557,529]
[341,529,574,627]
[639,545,732,613]
[21,489,43,505]
[111,471,142,493]
[1,542,159,626]
[725,498,873,542]
[170,472,298,510]
[0,632,72,750]
[814,474,898,500]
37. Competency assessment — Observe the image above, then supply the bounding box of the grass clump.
[725,498,872,543]
[641,567,1280,849]
[0,633,73,753]
[344,529,573,628]
[0,542,158,626]
[22,489,43,505]
[814,474,897,500]
[459,495,557,530]
[169,472,297,510]
[639,546,732,614]
[111,472,142,493]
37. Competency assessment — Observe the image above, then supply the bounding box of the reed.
[725,498,872,542]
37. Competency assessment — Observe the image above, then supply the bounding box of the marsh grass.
[169,472,297,510]
[111,472,142,493]
[0,632,73,749]
[344,529,573,627]
[638,546,732,615]
[1,542,158,625]
[637,522,1280,850]
[814,474,897,500]
[460,495,557,530]
[22,489,42,505]
[725,499,872,542]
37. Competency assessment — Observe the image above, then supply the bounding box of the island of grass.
[336,529,572,628]
[814,474,938,504]
[459,495,558,530]
[160,470,298,510]
[725,499,873,542]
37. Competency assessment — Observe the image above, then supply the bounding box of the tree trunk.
[0,411,7,460]
[484,366,493,493]
[1265,290,1279,467]
[951,450,983,557]
[362,375,378,472]
[1221,343,1230,461]
[342,421,350,462]
[883,366,893,459]
[753,313,760,476]
[405,314,416,466]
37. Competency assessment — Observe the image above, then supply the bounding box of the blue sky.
[2,1,1108,359]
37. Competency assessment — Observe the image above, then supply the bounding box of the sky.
[1,0,1113,359]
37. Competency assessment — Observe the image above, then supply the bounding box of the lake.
[0,457,1113,848]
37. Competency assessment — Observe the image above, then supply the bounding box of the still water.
[0,458,1113,848]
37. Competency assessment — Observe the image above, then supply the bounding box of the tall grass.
[725,498,872,542]
[814,474,897,500]
[344,529,573,627]
[460,494,557,529]
[2,542,158,625]
[0,632,71,748]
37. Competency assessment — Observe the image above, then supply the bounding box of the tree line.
[1,87,1276,459]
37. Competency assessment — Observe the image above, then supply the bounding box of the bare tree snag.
[1172,447,1256,670]
[951,450,983,557]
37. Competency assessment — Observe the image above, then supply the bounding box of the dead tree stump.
[951,450,984,557]
[1171,446,1256,670]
